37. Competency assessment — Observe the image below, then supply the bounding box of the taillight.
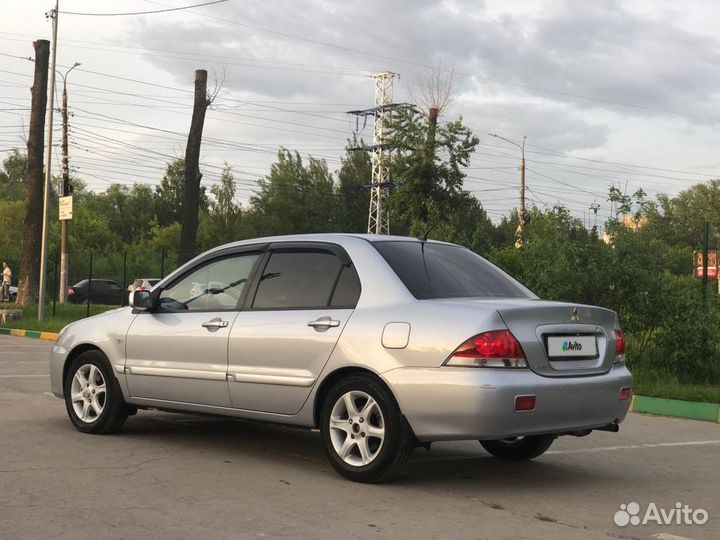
[614,329,626,363]
[619,387,631,401]
[67,289,75,296]
[444,330,528,368]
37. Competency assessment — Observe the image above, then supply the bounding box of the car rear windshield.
[373,241,534,300]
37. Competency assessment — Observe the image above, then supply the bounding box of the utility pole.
[489,133,526,248]
[178,69,209,266]
[38,0,59,321]
[347,72,414,235]
[16,39,50,307]
[58,62,80,303]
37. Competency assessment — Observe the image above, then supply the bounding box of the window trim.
[146,244,268,314]
[246,241,361,311]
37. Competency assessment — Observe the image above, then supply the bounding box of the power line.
[59,0,228,17]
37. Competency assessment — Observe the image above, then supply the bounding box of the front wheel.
[64,350,128,434]
[480,434,556,461]
[320,374,412,483]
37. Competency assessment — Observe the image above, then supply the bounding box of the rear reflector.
[620,387,631,401]
[515,395,536,412]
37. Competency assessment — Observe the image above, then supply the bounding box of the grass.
[631,366,720,404]
[534,513,557,523]
[0,302,116,333]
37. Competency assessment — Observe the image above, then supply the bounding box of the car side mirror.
[129,290,153,311]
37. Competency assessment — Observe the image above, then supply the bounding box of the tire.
[63,350,128,434]
[320,374,412,483]
[480,434,556,461]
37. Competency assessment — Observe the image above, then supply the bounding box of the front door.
[228,244,361,414]
[125,251,262,407]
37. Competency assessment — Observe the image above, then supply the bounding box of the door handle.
[202,318,229,329]
[307,317,341,329]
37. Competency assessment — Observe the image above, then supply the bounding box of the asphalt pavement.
[0,334,718,539]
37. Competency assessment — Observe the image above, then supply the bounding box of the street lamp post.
[489,133,526,248]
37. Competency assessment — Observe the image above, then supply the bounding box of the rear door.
[227,243,360,414]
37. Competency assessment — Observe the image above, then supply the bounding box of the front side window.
[373,241,535,300]
[159,253,259,311]
[253,250,359,309]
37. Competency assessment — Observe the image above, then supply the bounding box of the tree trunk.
[16,40,49,306]
[178,69,208,266]
[427,106,439,155]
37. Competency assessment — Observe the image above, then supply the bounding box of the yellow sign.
[59,196,73,220]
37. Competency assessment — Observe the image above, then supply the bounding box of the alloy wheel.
[70,363,107,423]
[329,390,385,466]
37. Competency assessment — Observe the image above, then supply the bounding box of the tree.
[179,69,221,265]
[209,164,238,227]
[385,108,479,236]
[200,163,242,248]
[0,150,28,201]
[84,184,156,244]
[17,39,49,306]
[154,159,207,227]
[247,149,337,236]
[335,141,371,233]
[644,179,720,249]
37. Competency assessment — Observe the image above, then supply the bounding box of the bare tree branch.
[410,59,456,117]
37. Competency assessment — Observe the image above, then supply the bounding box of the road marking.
[0,374,49,378]
[546,440,720,455]
[653,534,699,540]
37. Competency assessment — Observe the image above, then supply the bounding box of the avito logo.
[613,501,708,527]
[561,340,583,352]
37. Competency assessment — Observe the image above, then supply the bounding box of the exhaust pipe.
[594,421,620,433]
[559,421,620,437]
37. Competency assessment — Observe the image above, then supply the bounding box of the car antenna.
[419,223,438,242]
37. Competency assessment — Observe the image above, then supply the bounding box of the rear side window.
[330,265,361,307]
[253,250,359,309]
[373,241,534,300]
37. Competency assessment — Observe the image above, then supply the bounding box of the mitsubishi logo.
[570,308,580,323]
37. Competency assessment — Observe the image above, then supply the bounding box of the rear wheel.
[64,350,128,434]
[480,434,556,461]
[320,374,411,483]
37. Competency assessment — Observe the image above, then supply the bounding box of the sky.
[2,0,720,226]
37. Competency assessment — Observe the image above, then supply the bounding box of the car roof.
[211,233,454,252]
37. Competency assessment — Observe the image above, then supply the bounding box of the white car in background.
[127,278,160,292]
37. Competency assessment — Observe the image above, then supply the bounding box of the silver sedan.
[49,234,633,482]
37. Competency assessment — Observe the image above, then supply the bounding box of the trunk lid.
[495,299,617,377]
[425,298,618,377]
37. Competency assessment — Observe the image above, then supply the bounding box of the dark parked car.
[68,279,124,305]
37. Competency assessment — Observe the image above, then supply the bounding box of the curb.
[0,327,58,341]
[630,394,720,423]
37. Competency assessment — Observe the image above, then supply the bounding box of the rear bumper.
[382,364,632,441]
